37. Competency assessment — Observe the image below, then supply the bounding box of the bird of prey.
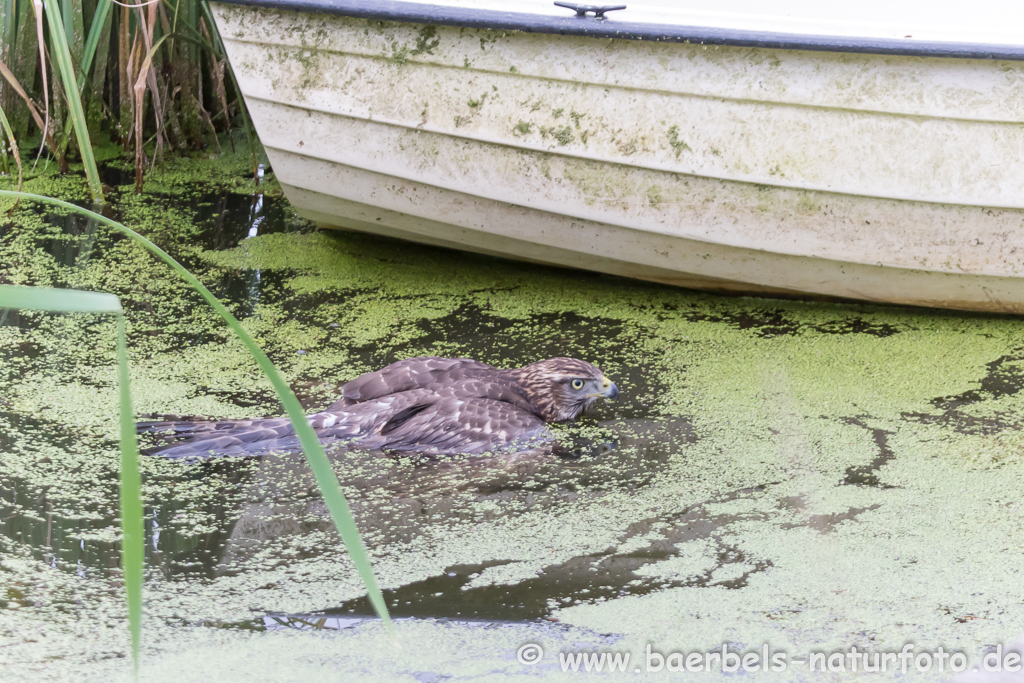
[139,356,619,458]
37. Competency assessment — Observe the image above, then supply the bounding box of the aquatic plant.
[0,0,253,194]
[0,100,21,189]
[0,189,393,672]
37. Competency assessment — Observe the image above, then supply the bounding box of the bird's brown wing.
[136,396,412,458]
[328,378,545,454]
[140,378,546,458]
[357,395,551,455]
[328,356,494,410]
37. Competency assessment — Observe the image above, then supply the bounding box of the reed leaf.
[78,0,112,90]
[0,189,394,634]
[131,31,170,189]
[198,0,258,171]
[6,0,256,179]
[12,0,40,140]
[0,284,143,672]
[1,0,13,54]
[116,311,144,677]
[0,100,23,190]
[84,0,113,139]
[29,0,59,170]
[1,0,14,103]
[0,283,119,312]
[0,57,60,167]
[42,0,103,203]
[117,4,131,146]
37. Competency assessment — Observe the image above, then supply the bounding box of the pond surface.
[2,151,1024,681]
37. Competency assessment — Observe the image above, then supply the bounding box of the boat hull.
[211,3,1024,312]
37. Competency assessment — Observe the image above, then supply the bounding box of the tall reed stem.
[42,0,104,203]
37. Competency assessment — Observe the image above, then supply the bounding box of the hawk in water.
[140,356,619,458]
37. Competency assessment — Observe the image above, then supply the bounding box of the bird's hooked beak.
[600,375,619,400]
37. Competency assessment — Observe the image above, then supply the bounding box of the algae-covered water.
[2,149,1024,681]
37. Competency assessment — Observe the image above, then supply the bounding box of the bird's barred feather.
[139,356,614,459]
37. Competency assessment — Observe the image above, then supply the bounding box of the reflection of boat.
[211,0,1024,313]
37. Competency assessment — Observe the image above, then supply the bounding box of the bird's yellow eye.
[571,379,585,390]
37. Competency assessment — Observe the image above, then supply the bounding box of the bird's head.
[510,357,619,422]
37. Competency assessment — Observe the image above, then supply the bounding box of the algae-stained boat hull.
[211,0,1024,312]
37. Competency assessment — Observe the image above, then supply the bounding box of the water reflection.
[0,432,255,581]
[206,414,707,620]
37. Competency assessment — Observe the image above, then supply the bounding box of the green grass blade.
[1,0,14,55]
[117,312,144,675]
[60,0,73,46]
[78,0,113,89]
[0,100,20,187]
[42,0,104,204]
[0,284,120,312]
[0,190,394,633]
[0,284,143,672]
[1,0,12,112]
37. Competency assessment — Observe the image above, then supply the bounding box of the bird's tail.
[137,416,300,459]
[137,408,376,459]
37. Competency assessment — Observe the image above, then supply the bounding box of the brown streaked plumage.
[138,356,619,459]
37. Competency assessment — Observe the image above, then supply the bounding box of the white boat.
[210,0,1024,313]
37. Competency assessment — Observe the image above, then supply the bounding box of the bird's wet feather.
[140,356,615,458]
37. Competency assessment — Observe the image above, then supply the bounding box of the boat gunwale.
[210,0,1024,61]
[220,32,1024,127]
